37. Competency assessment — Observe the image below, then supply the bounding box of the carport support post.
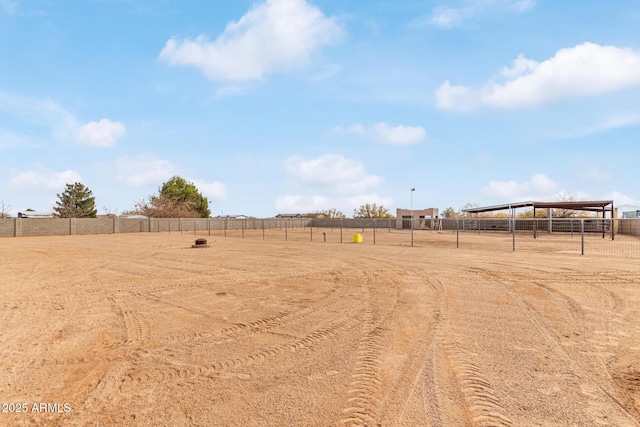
[581,219,585,255]
[512,219,515,252]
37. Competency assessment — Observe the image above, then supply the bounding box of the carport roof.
[463,200,614,214]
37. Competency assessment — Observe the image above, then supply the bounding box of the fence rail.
[2,217,639,258]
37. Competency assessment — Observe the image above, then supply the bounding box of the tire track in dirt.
[503,283,639,425]
[437,328,513,427]
[380,276,444,426]
[162,284,347,343]
[339,291,385,426]
[471,265,639,422]
[427,270,516,427]
[116,312,361,389]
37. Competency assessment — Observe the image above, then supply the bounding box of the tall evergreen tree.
[53,182,97,218]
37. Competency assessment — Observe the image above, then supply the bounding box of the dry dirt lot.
[1,232,639,426]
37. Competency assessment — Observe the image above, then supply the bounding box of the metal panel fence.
[2,217,640,258]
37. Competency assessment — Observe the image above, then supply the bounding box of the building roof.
[275,213,306,218]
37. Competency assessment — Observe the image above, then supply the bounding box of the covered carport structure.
[463,200,615,239]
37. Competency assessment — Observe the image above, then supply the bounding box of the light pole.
[411,188,415,247]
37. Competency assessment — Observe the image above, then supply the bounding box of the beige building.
[396,208,439,229]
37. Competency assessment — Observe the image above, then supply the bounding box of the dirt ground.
[1,232,639,426]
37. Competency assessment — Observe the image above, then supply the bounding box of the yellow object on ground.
[353,234,363,243]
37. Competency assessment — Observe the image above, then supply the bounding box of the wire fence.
[161,217,640,258]
[2,217,640,258]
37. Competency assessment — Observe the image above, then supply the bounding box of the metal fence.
[2,216,640,258]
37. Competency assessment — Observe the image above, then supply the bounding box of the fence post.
[581,219,585,255]
[262,219,265,240]
[373,219,376,245]
[512,219,515,252]
[310,219,313,241]
[194,220,196,236]
[224,218,227,237]
[340,219,343,243]
[242,220,245,238]
[180,218,183,235]
[285,220,288,241]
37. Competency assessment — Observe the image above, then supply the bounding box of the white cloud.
[275,192,393,215]
[159,0,343,81]
[372,122,426,145]
[330,123,366,136]
[606,191,640,207]
[332,122,426,145]
[284,154,383,194]
[413,0,535,29]
[114,154,176,186]
[482,173,561,200]
[429,7,463,28]
[278,154,391,214]
[510,0,536,12]
[0,91,124,147]
[0,0,17,14]
[275,194,329,212]
[190,178,228,201]
[0,129,31,148]
[76,119,125,147]
[9,168,83,191]
[556,112,640,139]
[0,91,79,142]
[437,43,640,110]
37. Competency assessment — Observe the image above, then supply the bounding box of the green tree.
[353,203,393,218]
[159,176,210,218]
[53,182,97,218]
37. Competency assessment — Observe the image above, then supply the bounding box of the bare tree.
[0,200,11,218]
[441,206,459,218]
[552,192,576,218]
[124,194,201,218]
[353,203,393,218]
[309,208,346,219]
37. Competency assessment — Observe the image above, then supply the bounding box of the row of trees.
[11,178,395,219]
[308,204,394,219]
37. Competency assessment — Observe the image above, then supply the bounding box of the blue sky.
[1,0,639,217]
